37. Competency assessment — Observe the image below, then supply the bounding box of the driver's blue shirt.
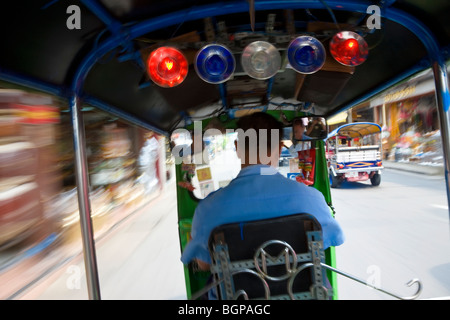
[180,164,345,264]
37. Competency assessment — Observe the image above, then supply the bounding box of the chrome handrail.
[321,263,422,300]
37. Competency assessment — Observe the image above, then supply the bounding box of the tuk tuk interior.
[0,0,449,300]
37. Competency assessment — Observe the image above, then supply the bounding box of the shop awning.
[327,112,348,125]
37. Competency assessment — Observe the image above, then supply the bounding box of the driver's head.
[293,117,306,140]
[236,112,283,166]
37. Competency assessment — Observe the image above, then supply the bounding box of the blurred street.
[15,166,450,300]
[20,179,187,300]
[333,167,450,300]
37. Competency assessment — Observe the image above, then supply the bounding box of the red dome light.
[346,39,357,49]
[163,58,174,70]
[147,47,188,87]
[330,31,368,66]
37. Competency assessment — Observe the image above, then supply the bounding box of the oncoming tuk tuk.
[326,122,383,188]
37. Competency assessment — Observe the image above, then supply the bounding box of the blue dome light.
[195,44,235,84]
[287,36,326,74]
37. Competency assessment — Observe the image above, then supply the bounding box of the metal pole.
[432,60,450,218]
[70,94,101,300]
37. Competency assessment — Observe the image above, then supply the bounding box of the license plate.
[346,171,358,178]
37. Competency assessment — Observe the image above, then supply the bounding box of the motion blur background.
[0,64,447,299]
[0,88,171,299]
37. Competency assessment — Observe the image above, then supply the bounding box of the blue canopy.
[327,122,382,139]
[0,1,449,134]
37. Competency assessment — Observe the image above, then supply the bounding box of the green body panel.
[175,164,206,298]
[312,139,339,300]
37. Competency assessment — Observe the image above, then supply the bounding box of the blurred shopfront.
[328,67,443,167]
[369,68,442,165]
[0,88,168,298]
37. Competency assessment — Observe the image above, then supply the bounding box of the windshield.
[190,132,241,199]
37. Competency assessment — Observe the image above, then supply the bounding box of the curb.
[383,160,444,176]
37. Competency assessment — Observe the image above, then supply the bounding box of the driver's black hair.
[236,112,282,151]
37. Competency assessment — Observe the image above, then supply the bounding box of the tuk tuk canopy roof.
[327,122,382,139]
[0,1,449,134]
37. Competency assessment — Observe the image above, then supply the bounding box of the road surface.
[332,168,450,300]
[21,181,187,300]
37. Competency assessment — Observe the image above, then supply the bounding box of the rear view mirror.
[291,116,327,141]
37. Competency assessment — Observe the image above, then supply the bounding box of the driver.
[288,117,312,157]
[180,112,345,271]
[293,117,311,140]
